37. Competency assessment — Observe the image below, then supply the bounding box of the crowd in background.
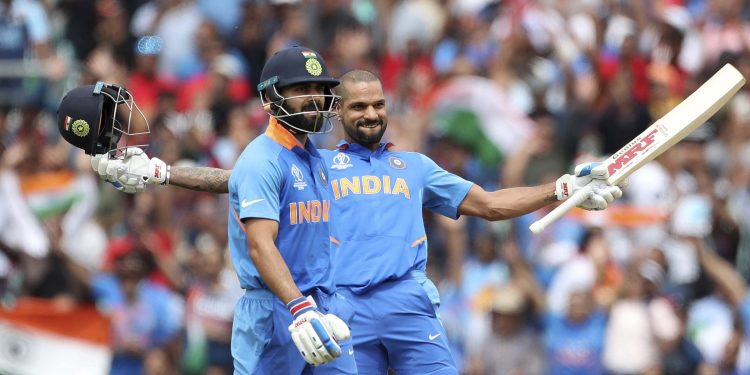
[2,0,750,374]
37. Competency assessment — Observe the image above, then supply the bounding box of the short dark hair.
[335,70,380,100]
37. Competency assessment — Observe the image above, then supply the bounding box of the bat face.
[606,123,664,182]
[603,64,746,185]
[530,63,746,234]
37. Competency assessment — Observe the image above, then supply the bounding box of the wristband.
[287,296,315,318]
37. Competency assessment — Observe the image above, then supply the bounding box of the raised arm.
[458,183,557,221]
[692,237,747,308]
[90,148,230,194]
[169,166,230,194]
[459,162,623,222]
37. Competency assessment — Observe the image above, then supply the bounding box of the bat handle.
[529,185,593,234]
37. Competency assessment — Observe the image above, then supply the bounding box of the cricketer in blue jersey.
[87,69,626,374]
[317,69,625,374]
[226,47,356,374]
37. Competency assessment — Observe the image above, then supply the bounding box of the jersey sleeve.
[233,155,283,221]
[419,153,473,219]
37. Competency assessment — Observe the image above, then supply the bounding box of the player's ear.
[334,102,342,119]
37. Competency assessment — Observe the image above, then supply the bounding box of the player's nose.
[363,105,378,119]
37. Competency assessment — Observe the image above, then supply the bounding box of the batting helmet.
[57,82,149,155]
[257,46,340,134]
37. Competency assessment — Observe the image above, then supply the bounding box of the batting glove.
[90,147,168,193]
[555,162,624,211]
[90,153,144,194]
[287,296,350,366]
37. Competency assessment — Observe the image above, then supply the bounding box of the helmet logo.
[72,119,90,137]
[305,58,322,76]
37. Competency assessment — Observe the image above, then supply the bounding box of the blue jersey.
[321,141,473,293]
[228,119,335,295]
[544,311,607,375]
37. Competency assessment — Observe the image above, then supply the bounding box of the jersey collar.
[265,118,323,158]
[266,117,304,150]
[336,140,394,157]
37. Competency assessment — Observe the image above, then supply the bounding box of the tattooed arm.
[91,149,231,194]
[170,166,231,194]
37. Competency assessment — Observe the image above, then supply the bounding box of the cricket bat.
[529,63,746,234]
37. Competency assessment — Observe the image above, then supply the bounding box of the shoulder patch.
[388,156,406,170]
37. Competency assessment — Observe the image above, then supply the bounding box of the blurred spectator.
[443,225,510,359]
[210,103,258,170]
[651,294,711,375]
[700,0,750,68]
[305,0,360,56]
[602,259,664,374]
[470,284,545,375]
[127,43,176,123]
[503,107,568,188]
[593,68,652,157]
[130,0,203,80]
[544,288,607,374]
[91,244,183,375]
[195,0,242,37]
[182,232,241,375]
[236,1,271,91]
[0,0,54,136]
[546,227,622,315]
[265,2,311,55]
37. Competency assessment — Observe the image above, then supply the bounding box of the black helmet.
[258,46,339,91]
[257,46,340,134]
[57,82,149,155]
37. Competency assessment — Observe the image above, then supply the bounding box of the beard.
[344,118,387,146]
[279,101,326,133]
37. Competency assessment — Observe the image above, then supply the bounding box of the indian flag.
[63,116,72,131]
[0,298,112,375]
[20,170,83,220]
[426,76,534,166]
[302,51,317,59]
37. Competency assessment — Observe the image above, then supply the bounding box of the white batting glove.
[90,147,168,193]
[287,296,350,366]
[90,153,144,193]
[555,162,624,211]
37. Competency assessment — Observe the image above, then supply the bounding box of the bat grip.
[529,184,593,234]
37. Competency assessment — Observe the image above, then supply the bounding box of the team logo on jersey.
[318,166,328,185]
[331,152,353,170]
[291,164,307,190]
[388,156,406,170]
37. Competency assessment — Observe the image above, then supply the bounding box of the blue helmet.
[257,46,340,134]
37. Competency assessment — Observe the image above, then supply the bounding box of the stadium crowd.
[2,0,750,374]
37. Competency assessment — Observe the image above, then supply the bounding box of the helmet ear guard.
[261,83,285,117]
